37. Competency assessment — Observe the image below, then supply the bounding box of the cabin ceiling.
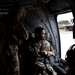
[0,0,75,14]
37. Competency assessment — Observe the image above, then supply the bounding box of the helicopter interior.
[0,0,75,75]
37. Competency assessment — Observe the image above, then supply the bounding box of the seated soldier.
[28,27,57,75]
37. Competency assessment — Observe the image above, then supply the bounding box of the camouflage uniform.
[29,40,55,57]
[0,4,29,75]
[29,39,57,75]
[0,35,20,75]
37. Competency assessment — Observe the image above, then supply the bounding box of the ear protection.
[65,44,75,67]
[65,44,75,59]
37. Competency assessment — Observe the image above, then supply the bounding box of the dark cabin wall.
[0,2,61,64]
[23,4,61,63]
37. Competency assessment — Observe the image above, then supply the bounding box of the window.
[57,12,74,59]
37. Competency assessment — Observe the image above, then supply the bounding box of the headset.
[65,44,75,67]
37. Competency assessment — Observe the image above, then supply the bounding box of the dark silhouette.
[0,4,29,75]
[66,48,75,75]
